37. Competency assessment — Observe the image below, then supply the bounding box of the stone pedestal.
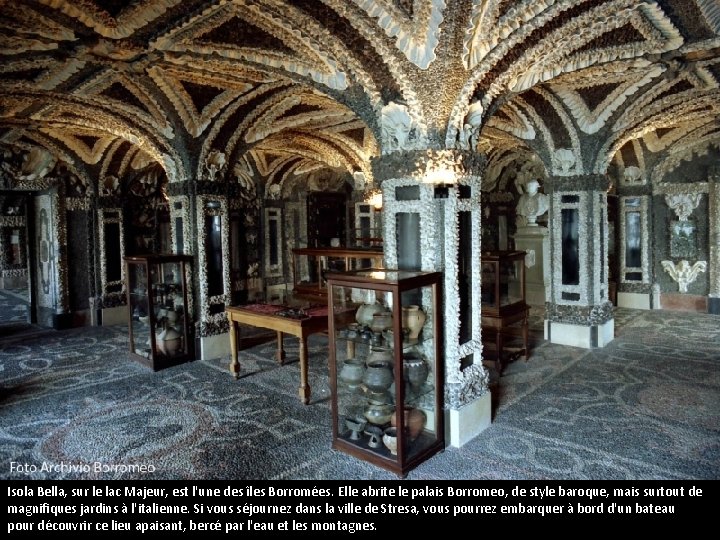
[513,225,549,306]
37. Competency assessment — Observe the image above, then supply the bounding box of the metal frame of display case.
[480,250,529,374]
[325,268,444,478]
[124,254,194,371]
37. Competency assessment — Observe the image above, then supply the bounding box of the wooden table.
[226,304,352,404]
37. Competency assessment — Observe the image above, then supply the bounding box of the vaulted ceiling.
[1,0,719,193]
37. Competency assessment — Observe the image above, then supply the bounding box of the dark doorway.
[307,192,346,248]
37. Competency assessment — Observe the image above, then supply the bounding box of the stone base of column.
[513,226,549,307]
[444,392,491,448]
[544,318,614,348]
[617,292,651,310]
[101,305,127,326]
[199,333,229,361]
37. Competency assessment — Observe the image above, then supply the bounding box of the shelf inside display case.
[325,268,444,477]
[125,254,194,371]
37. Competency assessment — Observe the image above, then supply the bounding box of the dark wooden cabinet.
[326,269,444,477]
[125,254,194,371]
[481,250,530,374]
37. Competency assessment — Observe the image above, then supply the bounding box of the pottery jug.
[356,302,384,327]
[402,305,426,341]
[162,326,182,356]
[364,403,394,426]
[403,352,429,390]
[382,427,398,455]
[391,406,427,441]
[363,358,393,392]
[339,358,365,389]
[370,311,392,334]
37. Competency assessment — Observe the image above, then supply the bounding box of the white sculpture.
[623,166,642,184]
[553,148,576,175]
[665,193,702,222]
[516,179,549,226]
[19,147,56,180]
[204,150,226,182]
[381,102,413,153]
[661,260,707,293]
[459,101,483,150]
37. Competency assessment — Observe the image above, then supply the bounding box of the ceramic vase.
[370,311,392,334]
[382,427,398,455]
[363,358,393,392]
[339,358,365,389]
[402,305,426,341]
[364,403,394,426]
[356,302,384,327]
[392,407,427,440]
[403,352,429,390]
[162,326,182,356]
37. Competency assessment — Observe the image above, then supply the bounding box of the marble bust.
[516,179,549,226]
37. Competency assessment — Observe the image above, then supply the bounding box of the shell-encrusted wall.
[196,195,231,338]
[97,208,125,308]
[36,191,70,314]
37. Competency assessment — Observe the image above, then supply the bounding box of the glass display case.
[480,250,529,373]
[125,254,194,370]
[325,268,443,477]
[291,247,383,300]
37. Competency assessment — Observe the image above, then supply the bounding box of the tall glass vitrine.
[326,268,444,477]
[125,254,194,370]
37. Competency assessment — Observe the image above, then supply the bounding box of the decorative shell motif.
[458,101,483,150]
[664,193,702,222]
[623,166,642,184]
[381,102,413,154]
[553,148,576,175]
[20,147,56,180]
[661,260,707,293]
[204,150,226,182]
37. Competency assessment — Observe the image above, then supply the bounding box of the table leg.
[522,310,529,361]
[276,330,286,364]
[495,328,503,375]
[228,320,240,379]
[298,337,310,404]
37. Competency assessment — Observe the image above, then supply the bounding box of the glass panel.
[625,211,641,268]
[561,208,580,285]
[481,260,497,308]
[396,213,421,271]
[104,222,122,282]
[175,217,184,254]
[458,211,471,343]
[395,185,419,200]
[269,219,279,266]
[206,215,223,296]
[128,262,150,357]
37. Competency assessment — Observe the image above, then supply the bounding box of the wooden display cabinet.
[480,250,529,374]
[326,268,444,477]
[124,254,194,371]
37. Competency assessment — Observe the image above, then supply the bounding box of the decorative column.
[372,149,490,448]
[544,174,614,348]
[708,171,719,314]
